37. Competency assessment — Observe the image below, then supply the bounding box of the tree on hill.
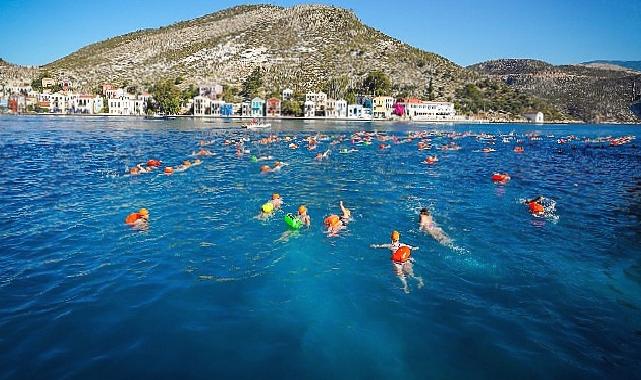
[363,70,391,96]
[241,67,263,99]
[281,99,302,116]
[150,80,181,114]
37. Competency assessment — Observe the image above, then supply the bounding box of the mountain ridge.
[468,58,641,122]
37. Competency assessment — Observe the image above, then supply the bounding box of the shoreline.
[1,113,639,125]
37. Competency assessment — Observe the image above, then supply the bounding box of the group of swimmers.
[122,128,627,292]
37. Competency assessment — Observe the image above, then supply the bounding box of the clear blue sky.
[1,0,639,67]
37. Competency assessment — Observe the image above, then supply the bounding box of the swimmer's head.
[391,230,400,242]
[420,208,429,215]
[183,160,191,166]
[274,161,281,166]
[272,193,280,200]
[298,205,307,215]
[260,165,270,173]
[139,208,149,217]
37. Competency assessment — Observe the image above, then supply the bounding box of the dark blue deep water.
[1,116,641,379]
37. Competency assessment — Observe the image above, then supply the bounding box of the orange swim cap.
[260,165,270,173]
[391,230,400,241]
[298,205,307,214]
[324,215,340,227]
[164,166,174,174]
[272,193,280,200]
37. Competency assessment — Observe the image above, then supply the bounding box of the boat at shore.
[242,119,271,129]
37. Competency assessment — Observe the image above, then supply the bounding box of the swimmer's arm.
[400,243,419,251]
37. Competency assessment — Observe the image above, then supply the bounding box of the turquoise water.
[1,116,640,379]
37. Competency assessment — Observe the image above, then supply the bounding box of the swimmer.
[272,161,285,171]
[514,146,524,153]
[491,173,511,185]
[419,208,451,245]
[424,155,438,164]
[339,201,351,224]
[371,231,422,293]
[146,159,162,167]
[175,160,192,171]
[129,166,140,175]
[194,148,214,156]
[524,196,546,216]
[256,155,274,161]
[124,208,149,230]
[297,205,311,227]
[315,150,330,161]
[192,159,202,166]
[260,165,271,174]
[323,214,343,237]
[271,193,283,209]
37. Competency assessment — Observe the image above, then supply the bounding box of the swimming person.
[339,201,351,224]
[298,205,311,227]
[124,208,149,230]
[419,208,451,245]
[314,150,330,161]
[371,231,423,293]
[271,193,283,209]
[525,196,546,216]
[323,214,344,237]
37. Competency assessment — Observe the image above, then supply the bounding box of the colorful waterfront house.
[392,101,405,117]
[250,97,265,117]
[282,88,293,100]
[241,102,251,117]
[347,104,363,118]
[211,100,225,116]
[221,103,234,116]
[0,98,8,110]
[193,95,211,115]
[304,100,316,117]
[373,96,395,119]
[266,97,281,117]
[75,95,96,114]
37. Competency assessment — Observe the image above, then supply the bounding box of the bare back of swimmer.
[419,208,451,245]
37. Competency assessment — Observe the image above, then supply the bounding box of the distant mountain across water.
[468,59,641,122]
[581,60,641,73]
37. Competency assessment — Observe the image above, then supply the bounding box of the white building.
[304,100,315,117]
[211,100,225,116]
[193,96,211,115]
[347,104,363,118]
[282,88,294,100]
[108,96,146,115]
[524,111,544,123]
[326,99,348,118]
[306,91,327,116]
[74,95,104,114]
[199,84,223,98]
[373,96,395,119]
[400,98,456,120]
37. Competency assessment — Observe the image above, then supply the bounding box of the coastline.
[0,112,618,125]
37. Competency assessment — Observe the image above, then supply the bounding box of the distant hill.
[581,60,641,73]
[468,59,641,122]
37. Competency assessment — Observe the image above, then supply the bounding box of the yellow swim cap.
[139,208,149,216]
[298,205,307,214]
[261,202,274,213]
[391,230,400,241]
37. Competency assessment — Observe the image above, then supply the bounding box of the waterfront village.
[0,77,545,123]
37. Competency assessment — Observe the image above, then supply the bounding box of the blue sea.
[1,116,640,379]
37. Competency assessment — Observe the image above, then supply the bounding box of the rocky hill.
[468,59,641,122]
[0,59,39,85]
[1,4,573,121]
[42,4,472,98]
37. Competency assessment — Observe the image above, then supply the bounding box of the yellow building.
[373,96,395,119]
